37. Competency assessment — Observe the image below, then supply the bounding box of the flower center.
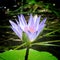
[28,26,35,33]
[24,26,35,33]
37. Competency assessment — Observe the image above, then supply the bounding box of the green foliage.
[22,32,29,43]
[6,1,60,17]
[26,0,36,4]
[22,32,31,46]
[0,49,58,60]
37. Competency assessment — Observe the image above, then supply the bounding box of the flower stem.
[25,47,29,60]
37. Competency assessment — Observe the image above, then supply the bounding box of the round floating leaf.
[0,49,58,60]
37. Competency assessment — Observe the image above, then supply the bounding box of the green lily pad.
[0,49,58,60]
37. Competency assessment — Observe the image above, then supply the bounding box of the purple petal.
[18,15,27,31]
[20,14,27,25]
[28,14,34,27]
[18,15,26,24]
[33,15,38,23]
[27,25,45,41]
[40,18,47,25]
[19,21,25,31]
[29,32,37,41]
[26,24,45,41]
[16,20,24,32]
[25,31,37,41]
[9,20,22,39]
[36,24,46,38]
[11,26,22,39]
[35,16,41,30]
[9,20,17,28]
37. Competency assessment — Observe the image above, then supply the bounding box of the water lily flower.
[9,14,46,42]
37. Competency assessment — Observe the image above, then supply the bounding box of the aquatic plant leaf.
[44,30,58,37]
[32,43,60,47]
[36,29,59,40]
[32,40,60,46]
[0,49,58,60]
[36,40,60,44]
[14,43,26,50]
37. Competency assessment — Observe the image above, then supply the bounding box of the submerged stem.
[25,47,29,60]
